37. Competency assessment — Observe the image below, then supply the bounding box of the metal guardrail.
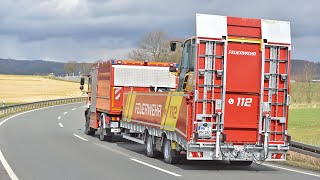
[0,97,86,118]
[290,141,320,158]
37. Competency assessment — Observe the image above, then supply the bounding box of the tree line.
[64,30,183,75]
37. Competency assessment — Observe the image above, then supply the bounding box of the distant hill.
[0,58,65,75]
[0,58,319,80]
[0,58,92,76]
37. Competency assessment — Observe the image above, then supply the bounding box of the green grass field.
[289,107,320,146]
[288,82,320,146]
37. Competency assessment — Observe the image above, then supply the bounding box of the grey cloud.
[0,0,319,62]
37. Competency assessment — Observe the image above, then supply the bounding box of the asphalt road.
[0,102,319,180]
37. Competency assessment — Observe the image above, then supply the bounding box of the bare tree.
[128,31,182,63]
[80,63,93,75]
[304,62,316,103]
[64,61,77,75]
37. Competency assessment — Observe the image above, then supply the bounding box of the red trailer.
[121,14,292,164]
[82,14,291,165]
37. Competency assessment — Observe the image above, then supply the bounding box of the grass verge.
[277,151,320,172]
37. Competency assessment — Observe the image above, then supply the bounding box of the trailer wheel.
[229,160,253,166]
[163,139,180,164]
[146,134,157,158]
[84,111,95,135]
[99,120,112,141]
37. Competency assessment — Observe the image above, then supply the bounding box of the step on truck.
[81,14,292,165]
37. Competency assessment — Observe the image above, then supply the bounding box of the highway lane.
[0,102,319,180]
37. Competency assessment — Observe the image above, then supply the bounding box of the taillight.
[271,153,285,159]
[189,151,203,158]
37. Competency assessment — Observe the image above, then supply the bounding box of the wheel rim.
[147,136,152,153]
[86,120,90,131]
[85,116,90,132]
[100,121,104,137]
[164,140,170,159]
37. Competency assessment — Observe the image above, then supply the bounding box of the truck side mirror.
[80,77,85,85]
[170,42,176,51]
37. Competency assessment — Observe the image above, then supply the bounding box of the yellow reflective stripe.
[112,108,122,111]
[163,92,183,131]
[228,38,261,44]
[123,93,132,119]
[161,92,172,127]
[127,93,136,121]
[111,87,114,106]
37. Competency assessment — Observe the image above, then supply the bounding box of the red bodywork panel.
[122,92,189,138]
[90,60,176,128]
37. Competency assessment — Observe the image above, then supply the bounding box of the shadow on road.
[115,139,277,172]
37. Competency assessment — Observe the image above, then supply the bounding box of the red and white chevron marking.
[114,87,122,100]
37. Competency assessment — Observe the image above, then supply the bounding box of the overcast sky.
[0,0,319,62]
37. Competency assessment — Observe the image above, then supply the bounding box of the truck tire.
[229,160,253,166]
[163,139,180,164]
[84,111,95,135]
[146,134,157,158]
[99,120,112,141]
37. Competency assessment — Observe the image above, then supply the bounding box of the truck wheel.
[84,112,95,135]
[146,134,157,158]
[163,139,180,164]
[99,120,112,141]
[229,160,253,166]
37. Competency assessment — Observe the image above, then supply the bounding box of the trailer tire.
[99,120,112,141]
[146,134,157,158]
[163,139,180,164]
[229,160,252,166]
[84,111,95,135]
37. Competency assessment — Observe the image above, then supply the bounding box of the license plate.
[198,125,212,138]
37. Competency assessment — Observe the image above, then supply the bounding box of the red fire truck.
[80,60,178,140]
[81,14,291,165]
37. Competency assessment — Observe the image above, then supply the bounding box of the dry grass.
[0,74,83,104]
[291,82,320,104]
[278,151,320,172]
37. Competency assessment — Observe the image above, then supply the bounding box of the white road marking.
[58,116,61,120]
[63,112,68,115]
[0,149,19,180]
[82,105,86,108]
[58,123,64,127]
[72,108,76,111]
[130,158,182,177]
[73,134,88,142]
[0,102,83,180]
[263,163,320,178]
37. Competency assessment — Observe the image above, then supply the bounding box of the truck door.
[224,41,261,144]
[178,39,195,91]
